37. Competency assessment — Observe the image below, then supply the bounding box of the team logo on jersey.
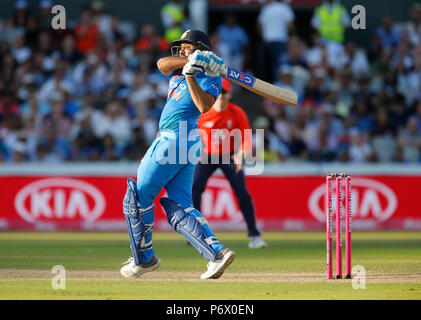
[227,120,232,128]
[211,84,219,96]
[203,121,214,128]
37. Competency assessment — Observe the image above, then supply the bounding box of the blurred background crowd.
[0,0,421,164]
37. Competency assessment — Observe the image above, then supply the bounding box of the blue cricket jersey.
[159,70,222,135]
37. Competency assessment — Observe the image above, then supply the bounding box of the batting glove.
[182,60,204,77]
[188,50,210,70]
[203,51,225,77]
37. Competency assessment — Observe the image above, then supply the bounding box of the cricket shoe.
[248,236,268,249]
[200,247,236,280]
[120,255,161,278]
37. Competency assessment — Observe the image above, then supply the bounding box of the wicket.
[326,173,352,279]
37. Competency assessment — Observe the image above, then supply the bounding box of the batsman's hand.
[188,50,209,68]
[182,60,204,77]
[200,51,225,77]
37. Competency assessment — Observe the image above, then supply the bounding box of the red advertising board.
[1,174,420,231]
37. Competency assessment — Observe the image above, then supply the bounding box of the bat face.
[221,66,298,106]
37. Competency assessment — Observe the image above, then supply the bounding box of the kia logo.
[308,178,397,222]
[15,178,106,223]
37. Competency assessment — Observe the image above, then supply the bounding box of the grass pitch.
[0,231,420,300]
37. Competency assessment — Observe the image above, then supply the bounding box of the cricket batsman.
[193,78,267,249]
[120,30,236,280]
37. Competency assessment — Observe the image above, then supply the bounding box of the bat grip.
[220,65,228,78]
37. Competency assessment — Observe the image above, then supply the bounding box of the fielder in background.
[193,78,267,249]
[120,30,235,280]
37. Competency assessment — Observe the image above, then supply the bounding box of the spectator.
[285,124,307,160]
[390,40,413,72]
[74,8,100,54]
[36,128,72,162]
[398,116,421,162]
[376,16,401,49]
[352,99,375,133]
[370,107,397,162]
[257,0,295,82]
[40,90,73,139]
[91,100,132,151]
[101,133,120,161]
[136,24,169,58]
[161,0,185,43]
[38,0,55,31]
[0,91,20,123]
[24,16,41,48]
[414,100,421,132]
[304,32,347,72]
[349,128,373,162]
[1,1,421,166]
[343,41,370,76]
[72,52,107,96]
[401,50,421,106]
[91,1,113,44]
[307,118,338,162]
[311,0,350,44]
[38,60,74,103]
[209,32,230,67]
[13,0,29,29]
[12,32,31,64]
[253,116,289,163]
[216,15,249,72]
[188,0,208,32]
[403,3,421,46]
[57,34,84,65]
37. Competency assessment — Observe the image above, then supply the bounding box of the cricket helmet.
[171,29,212,51]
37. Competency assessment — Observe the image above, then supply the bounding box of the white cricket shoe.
[248,236,268,249]
[120,255,161,278]
[200,247,236,280]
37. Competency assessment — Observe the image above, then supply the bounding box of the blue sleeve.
[199,75,222,100]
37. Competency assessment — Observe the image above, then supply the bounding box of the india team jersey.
[159,70,222,135]
[198,102,252,155]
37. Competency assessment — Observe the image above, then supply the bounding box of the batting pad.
[160,197,217,261]
[123,178,153,265]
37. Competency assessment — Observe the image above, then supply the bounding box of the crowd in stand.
[0,0,421,164]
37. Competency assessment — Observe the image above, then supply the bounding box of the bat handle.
[220,65,228,78]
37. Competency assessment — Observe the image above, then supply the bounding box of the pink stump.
[326,175,333,279]
[345,176,352,278]
[335,176,342,279]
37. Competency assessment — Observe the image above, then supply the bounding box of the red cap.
[222,77,231,92]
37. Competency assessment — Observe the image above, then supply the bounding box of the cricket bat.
[220,66,298,106]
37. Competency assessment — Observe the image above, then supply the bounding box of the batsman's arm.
[157,56,189,75]
[185,75,215,113]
